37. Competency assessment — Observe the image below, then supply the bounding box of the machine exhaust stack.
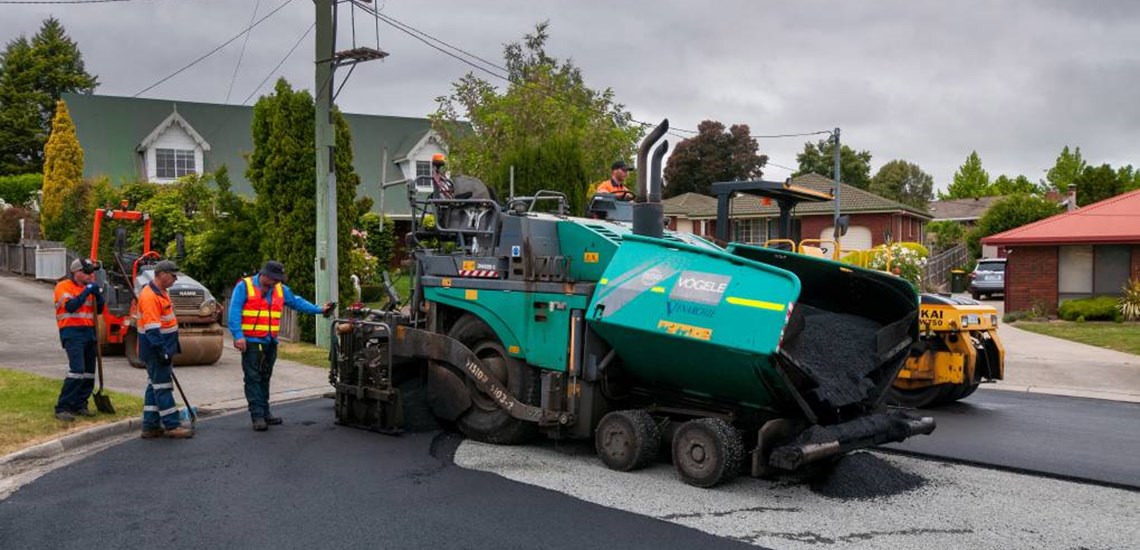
[650,139,669,203]
[633,119,669,237]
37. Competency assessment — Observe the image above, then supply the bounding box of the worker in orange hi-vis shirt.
[593,160,635,200]
[136,260,194,439]
[52,258,105,422]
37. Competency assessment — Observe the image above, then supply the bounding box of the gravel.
[455,441,1140,550]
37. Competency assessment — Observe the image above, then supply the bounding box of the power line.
[132,0,296,98]
[225,0,263,104]
[751,130,833,139]
[241,22,314,105]
[0,0,136,4]
[348,0,829,148]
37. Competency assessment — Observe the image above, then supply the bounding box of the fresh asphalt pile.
[783,305,882,407]
[808,452,925,500]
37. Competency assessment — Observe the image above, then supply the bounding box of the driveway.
[965,295,1140,402]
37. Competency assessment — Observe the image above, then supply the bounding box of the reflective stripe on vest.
[54,279,95,329]
[240,277,284,338]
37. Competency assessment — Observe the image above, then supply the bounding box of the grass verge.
[278,341,331,369]
[1014,321,1140,356]
[0,368,145,456]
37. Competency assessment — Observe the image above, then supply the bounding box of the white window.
[156,148,195,179]
[733,218,766,244]
[414,161,434,192]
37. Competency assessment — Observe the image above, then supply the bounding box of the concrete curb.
[0,387,330,475]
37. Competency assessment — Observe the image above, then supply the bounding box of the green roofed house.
[61,92,449,223]
[663,173,932,252]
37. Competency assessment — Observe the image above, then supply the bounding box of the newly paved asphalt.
[885,388,1140,488]
[0,398,757,550]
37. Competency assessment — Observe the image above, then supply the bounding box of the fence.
[923,243,969,292]
[0,240,75,279]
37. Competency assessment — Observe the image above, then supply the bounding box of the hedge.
[1058,296,1122,322]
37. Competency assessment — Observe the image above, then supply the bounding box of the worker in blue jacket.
[228,260,334,431]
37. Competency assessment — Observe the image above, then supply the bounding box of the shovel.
[92,342,116,413]
[170,367,197,429]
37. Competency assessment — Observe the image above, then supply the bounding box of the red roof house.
[982,189,1140,314]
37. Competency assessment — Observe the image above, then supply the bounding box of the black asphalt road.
[0,398,757,550]
[884,388,1140,488]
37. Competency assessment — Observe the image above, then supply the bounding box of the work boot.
[164,427,195,439]
[252,418,268,431]
[265,415,283,426]
[54,411,75,422]
[141,428,165,439]
[75,408,97,417]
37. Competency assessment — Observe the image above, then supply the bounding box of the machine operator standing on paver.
[138,260,194,439]
[228,260,334,432]
[53,258,106,422]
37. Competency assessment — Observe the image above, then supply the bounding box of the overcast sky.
[3,0,1138,190]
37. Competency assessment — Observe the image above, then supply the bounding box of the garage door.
[821,225,872,254]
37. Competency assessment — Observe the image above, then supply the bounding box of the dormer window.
[138,108,210,183]
[156,148,196,179]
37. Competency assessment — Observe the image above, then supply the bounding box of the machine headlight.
[199,299,218,317]
[991,314,999,327]
[960,314,980,327]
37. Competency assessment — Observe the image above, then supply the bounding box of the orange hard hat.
[431,153,446,166]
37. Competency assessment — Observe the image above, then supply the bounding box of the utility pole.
[831,127,842,244]
[314,0,336,348]
[313,0,387,348]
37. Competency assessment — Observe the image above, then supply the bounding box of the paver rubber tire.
[595,410,660,472]
[671,418,744,488]
[448,314,539,445]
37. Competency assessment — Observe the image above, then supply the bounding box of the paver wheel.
[448,314,539,445]
[671,418,744,488]
[595,410,660,472]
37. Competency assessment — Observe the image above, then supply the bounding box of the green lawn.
[278,341,331,368]
[0,368,145,456]
[1014,321,1140,356]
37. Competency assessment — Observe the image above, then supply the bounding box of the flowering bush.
[347,227,380,285]
[865,242,929,289]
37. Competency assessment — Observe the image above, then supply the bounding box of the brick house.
[664,173,932,252]
[981,188,1140,314]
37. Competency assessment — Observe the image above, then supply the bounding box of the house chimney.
[1067,184,1077,212]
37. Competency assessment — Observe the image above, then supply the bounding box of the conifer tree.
[247,79,361,341]
[40,100,84,241]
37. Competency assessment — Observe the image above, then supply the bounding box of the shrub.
[1118,279,1140,322]
[0,174,43,208]
[0,207,36,243]
[1058,296,1120,321]
[359,284,384,303]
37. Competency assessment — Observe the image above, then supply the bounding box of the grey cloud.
[2,0,1138,188]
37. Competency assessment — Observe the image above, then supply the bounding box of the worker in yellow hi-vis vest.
[228,260,334,432]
